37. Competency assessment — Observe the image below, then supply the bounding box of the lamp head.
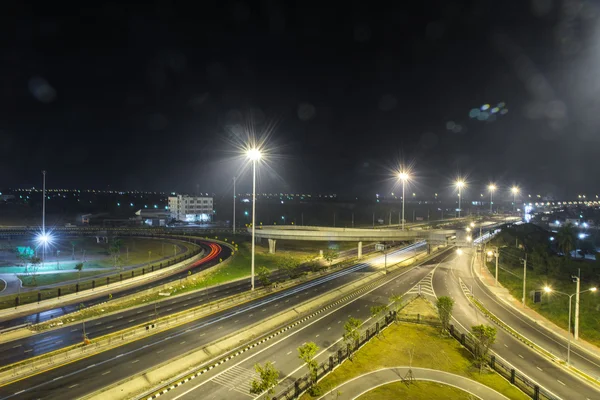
[247,148,262,161]
[398,171,409,181]
[543,286,552,293]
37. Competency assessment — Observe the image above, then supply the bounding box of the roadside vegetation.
[300,321,527,400]
[485,223,600,346]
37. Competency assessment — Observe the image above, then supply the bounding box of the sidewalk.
[317,367,509,400]
[472,255,600,362]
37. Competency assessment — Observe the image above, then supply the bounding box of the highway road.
[0,241,227,330]
[431,249,600,400]
[0,240,397,365]
[0,243,427,399]
[146,249,454,400]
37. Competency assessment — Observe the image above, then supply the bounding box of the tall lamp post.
[544,285,597,365]
[488,184,496,214]
[456,180,465,218]
[232,176,236,235]
[398,171,410,230]
[511,186,519,212]
[247,149,262,290]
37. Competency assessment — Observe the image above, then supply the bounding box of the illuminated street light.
[247,148,263,290]
[455,180,465,218]
[488,184,496,214]
[398,171,410,230]
[544,283,597,364]
[470,222,475,228]
[487,250,493,256]
[456,248,463,255]
[510,186,520,212]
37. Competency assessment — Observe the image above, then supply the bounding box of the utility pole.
[575,268,581,340]
[232,176,236,234]
[521,254,527,306]
[372,213,375,229]
[388,212,391,226]
[494,248,499,286]
[301,212,304,226]
[351,212,354,228]
[42,170,46,270]
[333,213,336,227]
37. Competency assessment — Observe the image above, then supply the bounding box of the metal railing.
[272,312,557,400]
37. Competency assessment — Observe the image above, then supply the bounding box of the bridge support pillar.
[427,243,432,255]
[268,238,277,254]
[357,241,363,259]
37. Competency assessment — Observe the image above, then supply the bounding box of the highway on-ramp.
[431,249,600,400]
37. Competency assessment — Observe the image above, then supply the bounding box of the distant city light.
[579,233,586,239]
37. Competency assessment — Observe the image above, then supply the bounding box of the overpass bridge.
[248,225,464,257]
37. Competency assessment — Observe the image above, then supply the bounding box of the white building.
[168,195,213,222]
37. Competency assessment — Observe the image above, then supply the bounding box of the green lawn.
[301,323,528,400]
[202,239,317,287]
[356,381,472,400]
[486,260,600,347]
[18,270,112,287]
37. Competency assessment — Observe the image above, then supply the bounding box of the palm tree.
[557,223,575,257]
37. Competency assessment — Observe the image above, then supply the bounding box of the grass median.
[301,322,528,400]
[356,381,472,400]
[485,260,600,347]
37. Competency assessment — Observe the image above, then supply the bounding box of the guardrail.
[0,233,205,311]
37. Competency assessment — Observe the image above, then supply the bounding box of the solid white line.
[166,251,435,400]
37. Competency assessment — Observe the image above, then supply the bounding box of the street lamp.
[398,171,410,230]
[488,184,496,214]
[456,180,465,218]
[544,285,597,365]
[247,148,262,290]
[511,186,519,212]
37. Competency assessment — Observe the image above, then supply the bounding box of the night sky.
[2,1,600,199]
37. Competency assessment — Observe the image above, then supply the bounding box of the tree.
[297,342,319,385]
[108,238,124,269]
[471,324,497,372]
[323,249,339,266]
[436,296,454,333]
[557,223,575,257]
[389,293,403,323]
[250,361,280,398]
[370,304,388,320]
[257,266,271,287]
[74,262,84,282]
[343,317,362,359]
[281,255,302,279]
[25,256,41,286]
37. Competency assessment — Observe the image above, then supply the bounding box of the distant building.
[135,209,170,226]
[168,195,213,222]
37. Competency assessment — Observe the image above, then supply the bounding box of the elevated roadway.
[249,225,460,255]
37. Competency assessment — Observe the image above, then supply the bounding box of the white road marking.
[71,328,79,332]
[518,354,524,359]
[286,351,292,355]
[24,349,32,353]
[106,326,113,329]
[156,350,164,354]
[503,344,508,348]
[536,367,543,371]
[128,319,135,323]
[315,334,320,338]
[557,380,566,386]
[12,344,21,348]
[69,384,78,389]
[180,341,186,345]
[132,359,139,364]
[102,370,111,375]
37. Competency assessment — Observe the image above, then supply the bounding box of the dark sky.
[2,1,600,199]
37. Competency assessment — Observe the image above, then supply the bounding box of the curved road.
[0,243,429,399]
[317,367,509,400]
[0,241,227,330]
[430,249,600,400]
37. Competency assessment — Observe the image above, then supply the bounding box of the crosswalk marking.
[210,365,256,397]
[406,271,435,296]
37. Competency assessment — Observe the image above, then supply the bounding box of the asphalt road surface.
[150,249,453,400]
[0,241,228,330]
[432,249,600,400]
[0,243,427,399]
